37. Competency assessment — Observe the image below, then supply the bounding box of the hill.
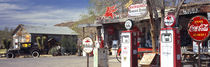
[55,15,97,40]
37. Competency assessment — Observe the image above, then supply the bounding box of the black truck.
[6,37,60,58]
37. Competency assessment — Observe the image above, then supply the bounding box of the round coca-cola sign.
[188,16,210,41]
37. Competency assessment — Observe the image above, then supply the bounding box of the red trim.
[130,32,133,67]
[173,28,176,67]
[159,29,162,67]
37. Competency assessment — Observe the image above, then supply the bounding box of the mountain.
[55,16,97,40]
[55,22,74,27]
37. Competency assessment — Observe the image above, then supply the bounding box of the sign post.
[188,16,209,67]
[82,37,94,67]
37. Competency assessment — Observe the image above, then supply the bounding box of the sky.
[0,0,89,30]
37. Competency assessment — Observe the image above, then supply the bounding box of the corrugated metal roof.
[22,25,78,35]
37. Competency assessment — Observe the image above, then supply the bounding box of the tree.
[0,27,13,49]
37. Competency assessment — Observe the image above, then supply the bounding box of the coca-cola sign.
[188,16,210,41]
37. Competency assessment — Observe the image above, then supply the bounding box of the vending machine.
[121,30,138,67]
[160,28,181,67]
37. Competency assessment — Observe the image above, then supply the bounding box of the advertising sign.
[164,15,176,27]
[82,37,93,53]
[188,16,209,41]
[104,5,118,19]
[125,20,133,30]
[193,41,202,52]
[128,0,147,17]
[125,0,133,8]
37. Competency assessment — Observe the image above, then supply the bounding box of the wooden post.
[83,27,85,38]
[197,42,201,67]
[87,53,89,67]
[147,0,156,52]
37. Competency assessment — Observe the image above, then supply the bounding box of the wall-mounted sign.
[125,20,133,30]
[164,15,176,27]
[181,8,199,15]
[104,5,118,19]
[125,0,133,8]
[82,37,93,53]
[128,0,147,17]
[188,16,209,41]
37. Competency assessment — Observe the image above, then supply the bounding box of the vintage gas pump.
[121,20,138,67]
[160,15,181,67]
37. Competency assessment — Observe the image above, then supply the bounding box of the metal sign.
[164,15,176,27]
[82,37,93,53]
[128,0,147,17]
[188,16,209,41]
[125,0,133,8]
[104,5,118,19]
[125,20,133,30]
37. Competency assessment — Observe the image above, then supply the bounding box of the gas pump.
[160,15,181,67]
[121,20,138,67]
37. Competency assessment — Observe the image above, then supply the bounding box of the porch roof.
[13,24,78,36]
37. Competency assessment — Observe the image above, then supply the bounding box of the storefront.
[94,2,209,55]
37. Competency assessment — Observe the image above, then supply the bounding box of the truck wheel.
[32,51,40,58]
[6,52,15,58]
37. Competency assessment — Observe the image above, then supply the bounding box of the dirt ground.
[0,55,120,67]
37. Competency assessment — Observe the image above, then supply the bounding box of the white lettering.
[189,24,209,32]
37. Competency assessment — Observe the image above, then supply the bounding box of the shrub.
[60,36,77,55]
[48,46,61,56]
[1,39,11,49]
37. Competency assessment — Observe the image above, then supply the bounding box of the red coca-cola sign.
[188,16,210,41]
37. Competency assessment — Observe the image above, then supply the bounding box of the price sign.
[82,37,93,53]
[188,16,210,41]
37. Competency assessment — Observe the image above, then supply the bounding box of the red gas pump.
[160,15,181,67]
[121,20,138,67]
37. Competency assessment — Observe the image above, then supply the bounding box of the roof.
[96,8,175,24]
[96,2,210,24]
[13,24,78,35]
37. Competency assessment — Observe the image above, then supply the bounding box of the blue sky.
[0,0,89,30]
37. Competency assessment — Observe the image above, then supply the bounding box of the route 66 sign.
[125,20,133,30]
[82,37,93,53]
[164,15,176,27]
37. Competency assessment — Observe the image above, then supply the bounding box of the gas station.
[78,1,210,67]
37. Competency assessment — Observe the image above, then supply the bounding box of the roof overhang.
[77,24,102,28]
